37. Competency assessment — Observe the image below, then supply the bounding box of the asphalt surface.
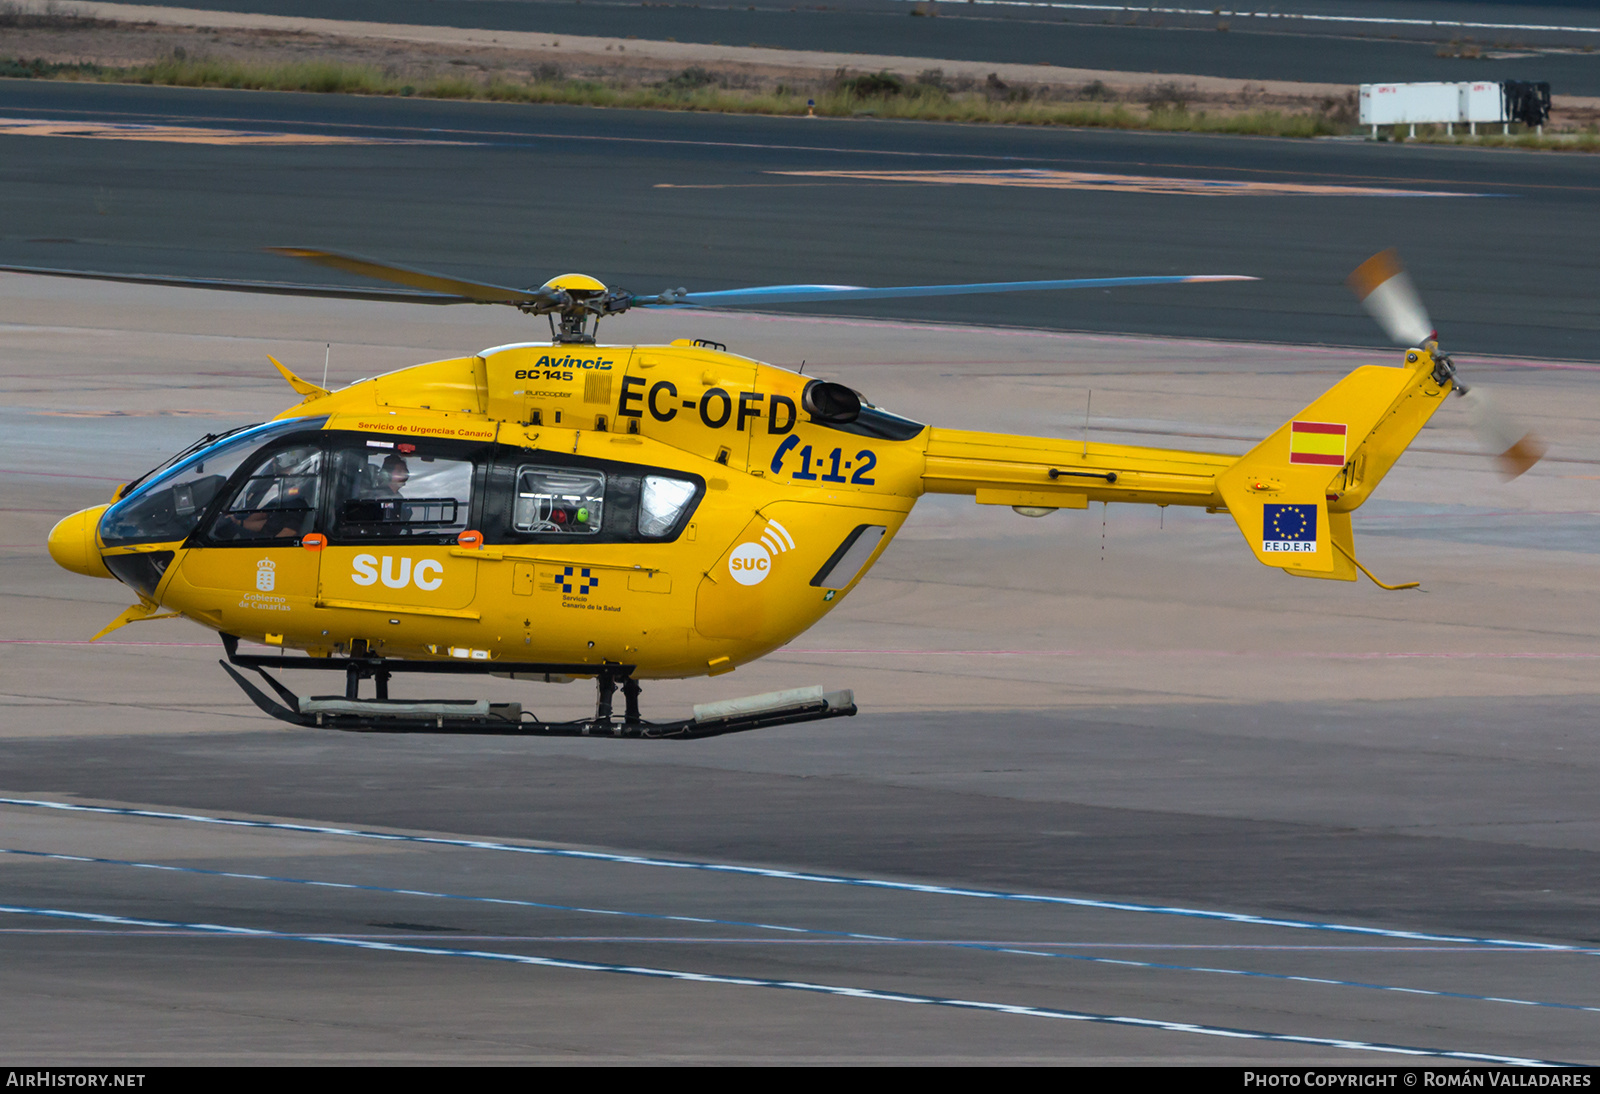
[87,0,1600,91]
[6,702,1600,941]
[4,84,1600,1064]
[2,699,1599,1065]
[4,80,1600,360]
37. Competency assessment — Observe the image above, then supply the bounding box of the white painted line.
[0,902,1567,1066]
[906,2,1600,36]
[12,846,1598,1015]
[0,797,1576,952]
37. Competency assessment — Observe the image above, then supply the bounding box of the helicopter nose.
[47,506,113,579]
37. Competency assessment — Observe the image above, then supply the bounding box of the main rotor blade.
[1347,249,1433,347]
[0,262,471,304]
[659,274,1257,308]
[267,247,547,305]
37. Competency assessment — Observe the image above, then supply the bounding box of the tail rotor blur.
[1347,249,1434,348]
[1459,387,1546,481]
[1347,250,1543,480]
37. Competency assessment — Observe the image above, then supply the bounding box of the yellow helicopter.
[29,248,1539,738]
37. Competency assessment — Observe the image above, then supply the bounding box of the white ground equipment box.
[1360,83,1463,127]
[1358,81,1530,137]
[1460,81,1508,126]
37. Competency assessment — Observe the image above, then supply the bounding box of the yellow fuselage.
[49,341,1449,679]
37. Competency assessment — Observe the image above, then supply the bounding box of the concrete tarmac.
[2,274,1598,1063]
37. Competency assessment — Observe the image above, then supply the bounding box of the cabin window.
[208,444,323,543]
[330,440,474,539]
[513,467,605,535]
[638,475,696,538]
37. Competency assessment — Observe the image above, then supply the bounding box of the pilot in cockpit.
[240,483,312,538]
[217,448,318,540]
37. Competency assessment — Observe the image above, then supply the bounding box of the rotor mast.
[527,274,641,345]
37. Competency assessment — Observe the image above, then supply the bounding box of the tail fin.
[1217,349,1451,580]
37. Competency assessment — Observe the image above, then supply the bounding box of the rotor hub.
[540,273,609,296]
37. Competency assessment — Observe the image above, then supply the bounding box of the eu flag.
[1263,504,1317,547]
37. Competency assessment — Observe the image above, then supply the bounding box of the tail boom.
[922,430,1232,509]
[919,349,1451,581]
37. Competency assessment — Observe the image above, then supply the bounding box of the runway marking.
[931,2,1600,36]
[771,168,1487,198]
[0,902,1567,1066]
[0,798,1577,953]
[10,846,1599,1016]
[0,847,825,937]
[0,930,1555,951]
[14,105,1600,196]
[0,117,473,147]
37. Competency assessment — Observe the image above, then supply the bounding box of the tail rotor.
[1347,250,1544,480]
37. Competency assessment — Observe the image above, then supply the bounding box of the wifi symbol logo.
[759,519,796,556]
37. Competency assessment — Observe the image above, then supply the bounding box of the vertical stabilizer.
[1217,351,1450,578]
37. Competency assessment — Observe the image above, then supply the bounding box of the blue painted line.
[0,796,1573,953]
[1000,948,1600,1015]
[0,902,1566,1066]
[10,846,1598,1017]
[0,928,1543,951]
[0,847,851,940]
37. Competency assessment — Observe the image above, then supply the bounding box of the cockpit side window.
[328,438,476,541]
[206,444,323,544]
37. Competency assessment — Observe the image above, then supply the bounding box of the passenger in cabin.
[361,454,413,525]
[377,455,410,497]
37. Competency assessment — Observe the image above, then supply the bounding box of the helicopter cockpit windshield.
[99,417,328,547]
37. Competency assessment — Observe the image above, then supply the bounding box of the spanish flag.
[1289,420,1347,466]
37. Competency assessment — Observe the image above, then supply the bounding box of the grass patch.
[0,52,1442,141]
[131,56,395,94]
[1393,126,1600,153]
[0,56,101,78]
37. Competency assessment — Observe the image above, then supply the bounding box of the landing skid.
[218,635,855,739]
